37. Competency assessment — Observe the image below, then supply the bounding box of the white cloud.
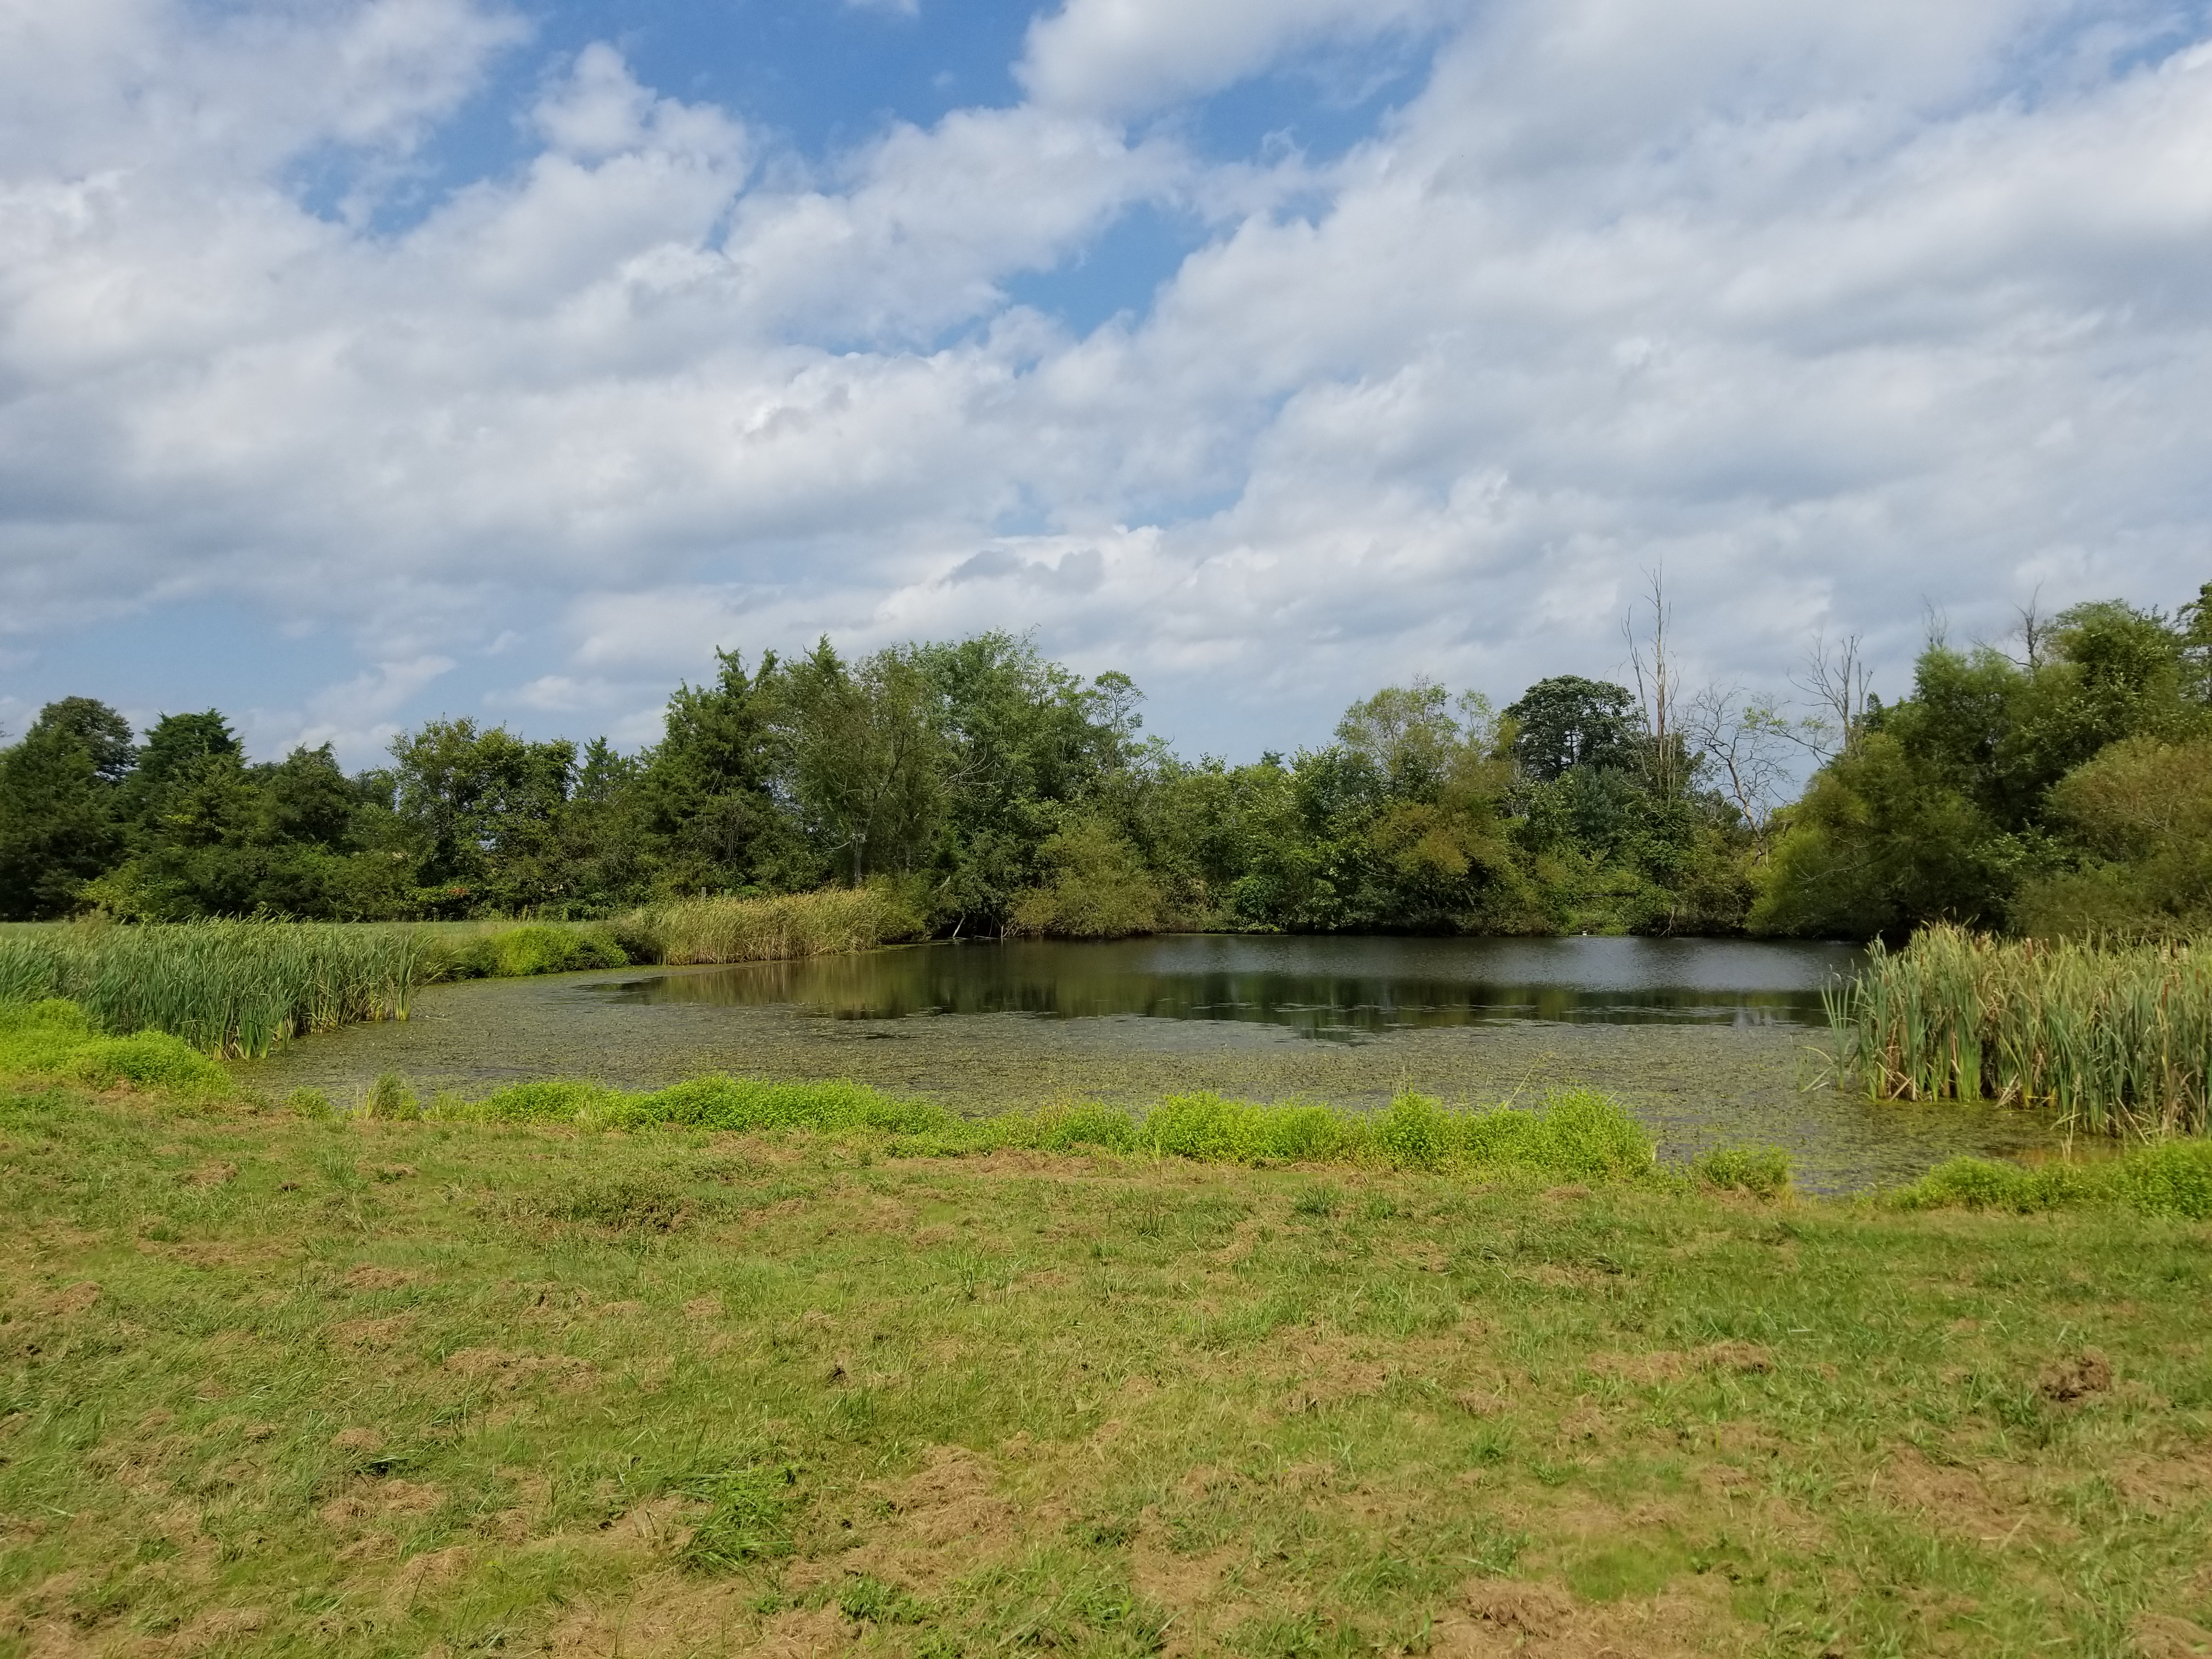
[4,0,2212,765]
[1018,0,1455,119]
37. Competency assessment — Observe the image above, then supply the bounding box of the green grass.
[0,919,424,1059]
[617,884,926,967]
[0,1079,2208,1657]
[1829,924,2212,1135]
[445,1074,1665,1183]
[0,888,926,1063]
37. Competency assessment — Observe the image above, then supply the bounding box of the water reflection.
[590,934,1863,1040]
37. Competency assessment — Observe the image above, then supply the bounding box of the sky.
[3,0,2211,767]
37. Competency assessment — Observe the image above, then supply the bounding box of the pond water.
[235,934,2066,1193]
[595,934,1864,1035]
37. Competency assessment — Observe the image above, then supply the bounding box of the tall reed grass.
[0,921,424,1059]
[1827,924,2212,1135]
[619,887,925,967]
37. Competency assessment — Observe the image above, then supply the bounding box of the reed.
[619,886,925,967]
[0,919,424,1059]
[1827,924,2212,1135]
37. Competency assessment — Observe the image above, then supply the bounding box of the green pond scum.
[2,1058,2210,1658]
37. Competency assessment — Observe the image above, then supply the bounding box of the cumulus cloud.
[2,0,2210,762]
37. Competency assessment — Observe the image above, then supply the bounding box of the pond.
[235,933,2064,1193]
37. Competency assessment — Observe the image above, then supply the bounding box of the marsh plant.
[0,918,422,1058]
[1827,924,2212,1135]
[0,888,924,1060]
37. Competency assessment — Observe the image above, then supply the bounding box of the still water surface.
[238,934,2063,1193]
[594,934,1861,1035]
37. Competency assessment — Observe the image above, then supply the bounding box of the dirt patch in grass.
[1587,1342,1773,1385]
[442,1346,596,1392]
[328,1313,414,1353]
[2132,1612,2212,1659]
[1875,1448,2072,1546]
[543,1572,788,1657]
[1434,1574,1747,1657]
[343,1265,417,1293]
[2036,1347,2114,1403]
[824,1444,1019,1595]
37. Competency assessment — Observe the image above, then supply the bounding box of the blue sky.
[4,0,2212,766]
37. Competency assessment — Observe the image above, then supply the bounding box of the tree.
[635,649,792,894]
[388,719,578,913]
[1503,678,1639,782]
[0,698,135,918]
[1683,687,1804,861]
[778,640,947,885]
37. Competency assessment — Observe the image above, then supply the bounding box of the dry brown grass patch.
[1433,1573,1748,1657]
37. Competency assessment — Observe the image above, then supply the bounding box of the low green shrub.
[1889,1139,2212,1221]
[431,923,629,981]
[364,1073,421,1122]
[0,998,229,1094]
[2109,1139,2212,1220]
[285,1087,336,1120]
[1692,1146,1793,1199]
[440,1077,1661,1186]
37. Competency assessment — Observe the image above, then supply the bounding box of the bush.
[433,923,629,981]
[2108,1139,2212,1220]
[1008,817,1164,938]
[364,1073,421,1121]
[1692,1146,1792,1199]
[1888,1141,2212,1220]
[285,1087,336,1120]
[0,997,229,1095]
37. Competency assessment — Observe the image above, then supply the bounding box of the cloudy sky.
[3,0,2210,765]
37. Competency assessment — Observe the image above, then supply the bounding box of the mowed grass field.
[3,1086,2211,1658]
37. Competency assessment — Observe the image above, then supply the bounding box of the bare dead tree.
[1788,630,1871,760]
[1623,568,1688,798]
[2010,589,2049,671]
[1683,685,1803,860]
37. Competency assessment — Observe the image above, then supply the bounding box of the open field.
[4,1083,2211,1657]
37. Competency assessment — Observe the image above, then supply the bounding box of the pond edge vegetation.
[4,991,2209,1220]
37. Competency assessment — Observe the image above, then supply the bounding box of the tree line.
[4,586,2209,939]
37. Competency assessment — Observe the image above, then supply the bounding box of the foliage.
[0,628,1769,936]
[1827,924,2212,1134]
[0,920,423,1058]
[453,1071,1662,1184]
[1757,597,2212,938]
[27,581,2212,943]
[1887,1138,2212,1220]
[625,885,927,966]
[1009,815,1163,938]
[0,996,231,1093]
[1691,1144,1793,1198]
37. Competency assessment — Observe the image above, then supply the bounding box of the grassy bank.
[1827,924,2212,1135]
[0,889,927,1059]
[3,1080,2209,1658]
